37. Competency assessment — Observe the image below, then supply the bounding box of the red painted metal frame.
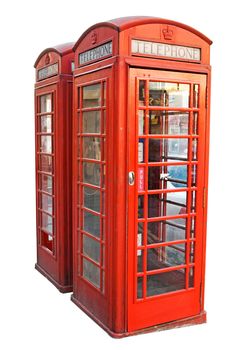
[34,43,74,292]
[71,17,212,337]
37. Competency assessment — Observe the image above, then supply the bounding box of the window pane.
[139,80,146,106]
[147,244,185,271]
[149,82,190,108]
[83,211,100,237]
[83,258,100,288]
[41,213,53,234]
[147,269,185,296]
[138,110,145,135]
[149,138,188,162]
[41,193,53,214]
[83,137,101,160]
[40,115,52,133]
[148,165,188,190]
[147,218,186,245]
[82,111,101,133]
[138,195,144,218]
[40,94,52,113]
[148,192,187,218]
[83,84,101,108]
[83,235,100,263]
[40,174,53,194]
[149,111,189,135]
[40,155,53,173]
[83,186,100,212]
[40,135,52,154]
[137,277,143,299]
[83,162,100,186]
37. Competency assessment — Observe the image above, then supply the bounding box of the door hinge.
[203,187,206,208]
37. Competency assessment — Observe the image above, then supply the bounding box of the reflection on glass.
[147,269,185,296]
[192,139,198,160]
[190,217,196,238]
[138,110,145,135]
[192,165,197,186]
[193,84,199,108]
[41,212,53,234]
[193,113,198,135]
[40,155,53,173]
[149,138,188,162]
[138,140,144,163]
[139,80,146,106]
[138,195,144,218]
[40,174,52,194]
[41,193,53,214]
[40,115,52,133]
[83,162,100,186]
[83,186,100,212]
[191,191,196,213]
[149,111,189,135]
[137,277,143,298]
[148,165,188,190]
[83,210,100,237]
[40,135,52,153]
[189,267,194,288]
[83,137,101,160]
[40,94,52,113]
[83,111,101,134]
[149,82,190,108]
[83,84,101,108]
[147,218,186,245]
[148,192,187,218]
[147,244,185,270]
[190,241,195,263]
[83,235,100,263]
[83,258,100,288]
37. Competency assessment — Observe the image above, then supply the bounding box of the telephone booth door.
[127,68,207,331]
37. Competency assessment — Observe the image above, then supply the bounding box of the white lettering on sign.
[132,40,201,61]
[38,63,58,80]
[79,41,113,65]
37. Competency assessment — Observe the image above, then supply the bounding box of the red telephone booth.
[71,17,212,336]
[34,43,74,292]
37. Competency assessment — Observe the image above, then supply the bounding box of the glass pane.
[149,82,190,108]
[149,111,189,135]
[103,81,106,106]
[149,138,188,162]
[147,269,185,296]
[190,217,196,238]
[192,165,197,186]
[83,211,100,237]
[83,162,100,186]
[40,174,53,194]
[83,258,100,288]
[189,267,195,288]
[139,80,146,106]
[138,140,144,163]
[193,113,198,135]
[147,244,185,271]
[137,250,144,272]
[40,135,52,154]
[138,195,144,218]
[138,222,144,246]
[191,191,196,213]
[192,139,198,160]
[190,241,195,263]
[193,84,199,108]
[148,192,187,218]
[40,94,52,113]
[147,218,186,245]
[82,111,101,134]
[40,115,52,133]
[40,155,53,173]
[83,137,101,160]
[83,235,100,263]
[41,212,53,234]
[83,186,100,212]
[138,110,145,135]
[83,84,101,108]
[41,193,53,214]
[137,277,143,298]
[148,165,188,190]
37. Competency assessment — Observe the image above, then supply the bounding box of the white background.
[0,0,233,349]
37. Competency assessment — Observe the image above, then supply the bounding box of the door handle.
[128,171,135,185]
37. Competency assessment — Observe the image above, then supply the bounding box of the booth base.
[35,263,72,293]
[71,294,206,338]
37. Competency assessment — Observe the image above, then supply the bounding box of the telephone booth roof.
[73,16,212,51]
[34,42,74,67]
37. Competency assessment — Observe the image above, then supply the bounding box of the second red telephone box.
[71,17,212,336]
[34,43,74,292]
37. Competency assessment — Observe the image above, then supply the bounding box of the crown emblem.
[91,31,97,45]
[45,53,50,65]
[162,26,173,40]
